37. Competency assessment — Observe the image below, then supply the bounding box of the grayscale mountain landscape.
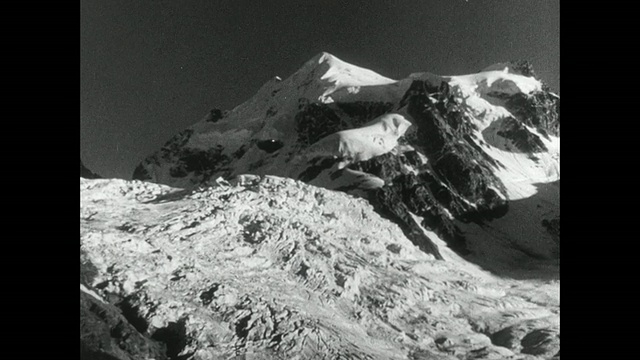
[81,53,559,360]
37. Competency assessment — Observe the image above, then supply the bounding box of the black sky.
[80,0,559,179]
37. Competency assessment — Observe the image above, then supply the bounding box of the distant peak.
[300,51,395,84]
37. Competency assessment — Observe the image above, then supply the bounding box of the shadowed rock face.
[132,129,237,186]
[343,80,510,255]
[81,253,167,360]
[295,101,396,148]
[501,91,560,137]
[80,289,169,360]
[295,102,347,147]
[400,80,508,217]
[80,177,560,360]
[482,116,549,154]
[496,117,548,153]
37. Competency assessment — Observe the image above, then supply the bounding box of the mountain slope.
[132,52,559,272]
[81,176,559,360]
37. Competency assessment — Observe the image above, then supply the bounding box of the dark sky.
[80,0,559,179]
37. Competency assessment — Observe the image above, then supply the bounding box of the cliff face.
[81,176,559,360]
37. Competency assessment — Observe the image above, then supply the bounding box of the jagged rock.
[80,284,167,360]
[502,91,560,137]
[132,163,152,181]
[397,79,510,230]
[295,102,347,147]
[335,101,396,126]
[495,117,548,153]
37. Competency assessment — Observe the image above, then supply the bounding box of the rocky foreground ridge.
[81,176,559,360]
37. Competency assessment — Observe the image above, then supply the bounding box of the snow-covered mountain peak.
[133,53,559,267]
[210,53,396,125]
[311,51,397,86]
[137,53,559,194]
[278,51,399,104]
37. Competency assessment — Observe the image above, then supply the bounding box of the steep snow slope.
[81,176,559,360]
[132,52,559,273]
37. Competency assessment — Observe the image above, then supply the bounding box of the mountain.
[132,52,559,273]
[81,158,101,179]
[81,176,559,360]
[81,52,559,360]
